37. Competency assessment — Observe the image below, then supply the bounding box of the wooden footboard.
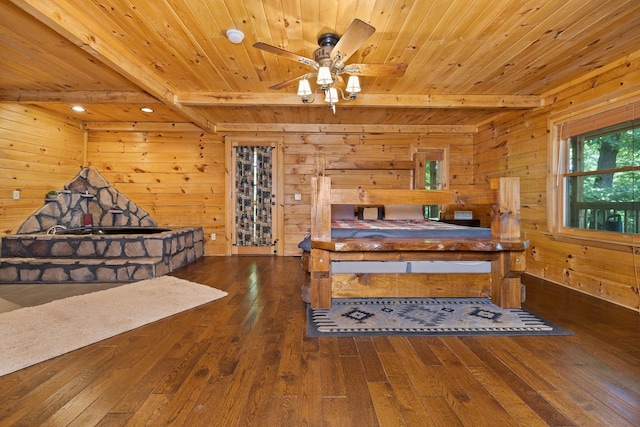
[308,176,528,309]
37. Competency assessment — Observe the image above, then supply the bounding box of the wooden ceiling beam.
[215,123,478,134]
[179,92,542,109]
[83,122,202,132]
[0,89,541,110]
[0,90,161,104]
[10,0,213,132]
[82,122,477,134]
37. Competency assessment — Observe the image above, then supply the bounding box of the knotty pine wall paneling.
[282,132,475,255]
[85,130,226,256]
[0,104,85,235]
[474,57,640,311]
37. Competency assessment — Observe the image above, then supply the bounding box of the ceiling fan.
[253,19,407,111]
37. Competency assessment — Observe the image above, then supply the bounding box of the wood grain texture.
[0,257,638,426]
[0,104,85,235]
[476,58,640,311]
[2,1,640,126]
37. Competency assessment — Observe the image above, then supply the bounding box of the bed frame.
[307,176,529,309]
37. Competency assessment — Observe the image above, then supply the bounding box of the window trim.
[548,95,640,246]
[411,145,450,190]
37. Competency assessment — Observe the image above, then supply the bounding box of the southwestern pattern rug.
[307,298,571,337]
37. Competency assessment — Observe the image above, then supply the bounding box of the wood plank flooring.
[0,256,638,426]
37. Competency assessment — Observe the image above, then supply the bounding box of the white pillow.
[384,204,424,220]
[361,207,380,220]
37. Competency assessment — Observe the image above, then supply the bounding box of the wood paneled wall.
[0,104,85,235]
[282,133,474,255]
[474,57,640,311]
[86,130,474,256]
[2,108,473,257]
[85,130,227,256]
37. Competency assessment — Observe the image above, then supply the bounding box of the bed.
[302,176,529,309]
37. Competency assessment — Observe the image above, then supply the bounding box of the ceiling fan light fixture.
[316,66,333,85]
[346,75,361,94]
[226,29,244,44]
[297,79,312,96]
[254,19,406,114]
[325,87,339,104]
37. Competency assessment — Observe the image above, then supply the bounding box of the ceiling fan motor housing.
[317,33,339,47]
[315,33,339,67]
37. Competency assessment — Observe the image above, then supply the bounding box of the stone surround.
[18,167,156,234]
[0,227,204,283]
[1,168,204,283]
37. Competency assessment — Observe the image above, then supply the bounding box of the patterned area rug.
[307,298,571,337]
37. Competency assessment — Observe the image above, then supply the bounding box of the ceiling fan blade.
[331,19,376,62]
[253,42,318,68]
[269,73,317,90]
[341,63,408,77]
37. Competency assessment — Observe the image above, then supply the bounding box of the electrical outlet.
[13,190,20,200]
[210,233,216,240]
[294,193,302,201]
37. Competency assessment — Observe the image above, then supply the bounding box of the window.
[414,148,449,219]
[552,98,639,236]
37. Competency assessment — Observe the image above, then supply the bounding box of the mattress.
[298,219,490,252]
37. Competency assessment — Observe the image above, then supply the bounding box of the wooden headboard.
[311,176,522,242]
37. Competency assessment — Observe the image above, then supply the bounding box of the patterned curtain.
[235,145,273,247]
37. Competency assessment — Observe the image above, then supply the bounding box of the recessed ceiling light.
[71,105,86,112]
[226,29,244,44]
[140,107,154,113]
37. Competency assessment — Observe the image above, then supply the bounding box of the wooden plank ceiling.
[1,0,640,131]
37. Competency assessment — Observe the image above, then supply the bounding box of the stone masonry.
[0,227,204,283]
[0,167,204,283]
[17,167,156,234]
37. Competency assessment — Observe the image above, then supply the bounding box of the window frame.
[548,96,640,245]
[412,146,450,219]
[412,146,449,190]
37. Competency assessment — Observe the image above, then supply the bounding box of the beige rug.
[0,276,227,377]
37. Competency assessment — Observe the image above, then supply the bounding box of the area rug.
[307,298,571,337]
[0,276,227,377]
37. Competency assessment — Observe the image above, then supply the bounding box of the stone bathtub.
[0,226,204,283]
[56,227,171,235]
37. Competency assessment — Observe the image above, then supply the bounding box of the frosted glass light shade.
[346,75,361,93]
[226,29,244,44]
[324,87,339,103]
[297,79,312,96]
[316,66,333,85]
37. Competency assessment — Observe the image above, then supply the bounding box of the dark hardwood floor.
[0,256,638,426]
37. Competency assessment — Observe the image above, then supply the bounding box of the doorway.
[227,137,283,255]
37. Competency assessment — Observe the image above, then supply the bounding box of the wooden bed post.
[490,177,521,241]
[310,176,333,308]
[490,177,525,308]
[310,249,331,308]
[491,251,526,308]
[311,176,332,243]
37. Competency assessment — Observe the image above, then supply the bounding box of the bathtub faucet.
[46,225,67,234]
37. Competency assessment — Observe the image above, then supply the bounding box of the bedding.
[331,204,356,220]
[298,219,490,252]
[357,206,384,220]
[383,204,425,219]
